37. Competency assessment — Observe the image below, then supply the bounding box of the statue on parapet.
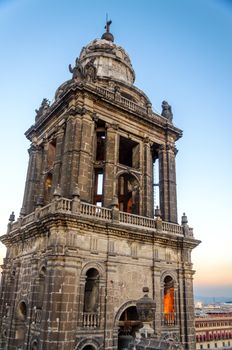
[69,57,84,80]
[161,100,173,122]
[35,98,50,121]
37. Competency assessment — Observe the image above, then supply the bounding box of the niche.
[44,173,53,203]
[84,268,100,313]
[47,140,56,169]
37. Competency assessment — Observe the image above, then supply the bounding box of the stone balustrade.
[161,312,178,327]
[82,312,100,328]
[119,211,156,229]
[7,198,193,238]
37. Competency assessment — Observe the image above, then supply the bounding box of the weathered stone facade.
[0,24,200,350]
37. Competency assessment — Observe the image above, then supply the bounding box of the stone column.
[51,125,65,192]
[36,140,48,206]
[104,123,118,207]
[77,111,95,203]
[143,137,153,217]
[153,267,162,335]
[166,144,178,223]
[182,268,196,350]
[158,143,178,223]
[60,115,76,198]
[40,226,80,350]
[21,143,42,214]
[104,261,117,350]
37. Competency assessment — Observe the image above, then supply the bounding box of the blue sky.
[0,0,231,298]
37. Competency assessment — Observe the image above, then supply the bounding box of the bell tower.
[0,23,199,350]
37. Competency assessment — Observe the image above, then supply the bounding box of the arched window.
[82,268,100,328]
[36,266,46,309]
[84,268,100,313]
[118,174,139,214]
[31,339,38,350]
[17,301,27,321]
[15,301,27,342]
[163,276,175,325]
[44,173,53,203]
[47,140,56,169]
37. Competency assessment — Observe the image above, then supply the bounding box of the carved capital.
[69,106,85,116]
[158,144,165,153]
[92,112,98,123]
[166,143,178,155]
[28,144,40,155]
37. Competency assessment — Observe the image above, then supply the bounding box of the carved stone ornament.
[35,98,50,121]
[83,58,97,82]
[161,100,173,122]
[69,57,84,81]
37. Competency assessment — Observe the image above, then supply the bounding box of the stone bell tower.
[0,22,200,350]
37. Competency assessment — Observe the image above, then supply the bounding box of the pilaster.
[52,125,65,192]
[104,123,118,207]
[21,144,42,214]
[143,137,153,217]
[159,143,178,223]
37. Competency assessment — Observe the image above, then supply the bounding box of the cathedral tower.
[0,23,200,350]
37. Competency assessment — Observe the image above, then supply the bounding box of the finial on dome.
[101,16,114,42]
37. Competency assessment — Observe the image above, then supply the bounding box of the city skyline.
[0,0,231,298]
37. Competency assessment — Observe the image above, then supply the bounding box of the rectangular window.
[96,131,106,161]
[153,158,160,209]
[94,169,104,205]
[119,136,139,168]
[97,173,103,195]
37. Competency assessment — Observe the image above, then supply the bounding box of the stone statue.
[84,58,97,82]
[161,101,173,122]
[68,57,84,80]
[35,98,50,121]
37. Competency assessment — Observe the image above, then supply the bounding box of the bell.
[118,334,134,350]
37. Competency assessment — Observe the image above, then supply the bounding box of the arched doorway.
[118,306,141,350]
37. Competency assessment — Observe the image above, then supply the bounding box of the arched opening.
[118,174,139,214]
[31,339,38,350]
[84,269,99,312]
[44,173,53,203]
[35,266,46,310]
[82,346,96,350]
[163,276,175,325]
[17,301,27,321]
[83,268,100,328]
[47,140,56,169]
[118,306,141,350]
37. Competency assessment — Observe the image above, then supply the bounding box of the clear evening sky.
[0,0,231,298]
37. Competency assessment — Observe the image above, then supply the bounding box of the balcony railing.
[82,312,100,328]
[6,197,193,238]
[162,312,177,326]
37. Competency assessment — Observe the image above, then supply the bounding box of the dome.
[78,38,135,85]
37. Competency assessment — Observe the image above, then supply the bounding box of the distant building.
[0,23,200,350]
[195,313,232,349]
